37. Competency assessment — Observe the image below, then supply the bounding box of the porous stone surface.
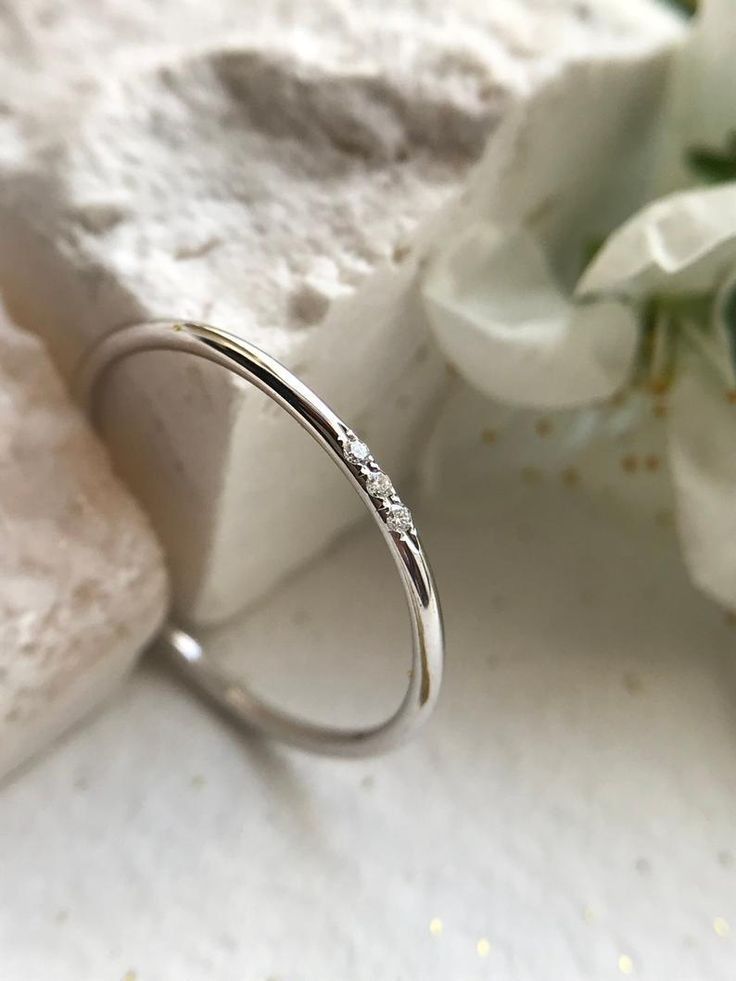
[0,306,167,781]
[0,0,677,624]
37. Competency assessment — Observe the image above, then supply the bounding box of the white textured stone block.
[0,0,677,623]
[0,308,167,781]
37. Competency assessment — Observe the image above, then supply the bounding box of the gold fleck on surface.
[535,417,553,437]
[618,954,634,975]
[225,685,248,707]
[623,673,643,695]
[727,391,736,405]
[635,857,651,876]
[392,242,411,264]
[476,938,491,957]
[520,466,543,485]
[724,611,736,628]
[714,916,731,937]
[525,194,557,228]
[122,972,137,981]
[621,454,639,474]
[644,454,661,472]
[413,343,429,365]
[582,906,598,924]
[481,428,498,445]
[429,917,443,936]
[479,79,502,101]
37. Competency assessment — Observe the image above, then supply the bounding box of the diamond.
[366,471,393,497]
[386,504,413,533]
[344,438,370,465]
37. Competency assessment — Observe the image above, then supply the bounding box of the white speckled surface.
[1,453,734,979]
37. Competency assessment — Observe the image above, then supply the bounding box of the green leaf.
[659,0,697,16]
[635,292,713,390]
[718,279,736,381]
[579,235,606,275]
[686,132,736,185]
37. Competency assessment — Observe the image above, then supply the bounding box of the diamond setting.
[341,433,413,535]
[344,438,370,465]
[386,504,413,534]
[366,471,393,498]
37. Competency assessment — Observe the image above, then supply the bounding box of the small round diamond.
[386,504,413,533]
[366,471,393,497]
[344,438,370,465]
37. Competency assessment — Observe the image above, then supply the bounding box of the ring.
[74,320,444,757]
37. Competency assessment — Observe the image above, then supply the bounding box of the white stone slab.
[0,0,677,624]
[0,307,167,781]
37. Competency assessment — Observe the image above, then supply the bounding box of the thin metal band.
[74,321,444,757]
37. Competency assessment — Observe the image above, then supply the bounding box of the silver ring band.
[74,321,444,757]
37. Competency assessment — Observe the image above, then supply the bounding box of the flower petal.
[465,39,676,245]
[423,222,639,408]
[579,183,736,299]
[421,47,677,410]
[657,0,736,188]
[668,354,736,609]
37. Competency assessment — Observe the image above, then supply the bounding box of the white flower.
[422,0,736,611]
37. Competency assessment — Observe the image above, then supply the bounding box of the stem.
[680,318,735,389]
